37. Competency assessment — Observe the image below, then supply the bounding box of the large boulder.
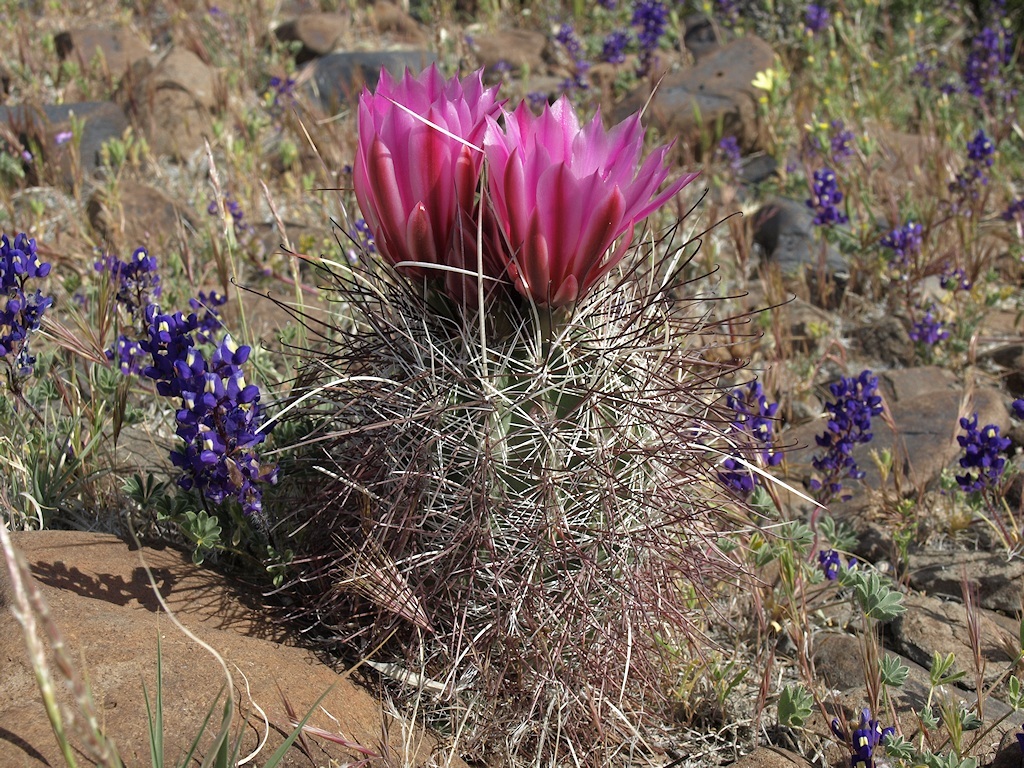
[0,530,454,767]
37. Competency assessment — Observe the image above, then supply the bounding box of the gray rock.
[751,198,849,307]
[305,49,437,113]
[0,101,129,186]
[682,14,727,62]
[891,592,1017,688]
[909,550,1024,615]
[613,35,775,159]
[979,343,1024,398]
[850,315,915,368]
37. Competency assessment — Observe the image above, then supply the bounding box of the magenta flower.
[483,97,698,308]
[353,65,503,297]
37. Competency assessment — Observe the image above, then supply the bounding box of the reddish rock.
[470,28,549,80]
[87,179,196,252]
[727,747,813,767]
[369,1,427,45]
[118,47,222,159]
[54,25,151,82]
[0,530,455,767]
[275,12,350,63]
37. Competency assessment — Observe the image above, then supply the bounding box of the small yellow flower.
[752,69,777,92]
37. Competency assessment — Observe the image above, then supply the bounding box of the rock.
[772,297,834,355]
[0,101,129,186]
[751,198,849,307]
[682,13,727,61]
[470,28,549,80]
[738,153,778,186]
[305,49,437,113]
[119,47,222,159]
[0,530,452,768]
[812,632,866,691]
[87,179,196,252]
[275,12,350,64]
[849,315,915,367]
[727,746,812,767]
[613,35,775,159]
[979,343,1024,398]
[54,25,151,82]
[908,550,1024,615]
[369,1,428,46]
[891,592,1017,688]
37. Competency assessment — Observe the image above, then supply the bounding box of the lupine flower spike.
[811,370,884,503]
[0,233,53,378]
[956,414,1011,493]
[718,381,782,496]
[484,96,698,308]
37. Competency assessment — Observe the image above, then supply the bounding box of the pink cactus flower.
[484,97,699,308]
[353,65,503,297]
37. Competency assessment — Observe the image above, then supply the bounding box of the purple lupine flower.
[818,549,841,580]
[807,168,848,226]
[189,290,228,344]
[832,709,895,768]
[110,335,144,375]
[597,0,617,8]
[602,30,630,64]
[963,24,1014,101]
[967,129,995,166]
[346,218,377,264]
[805,4,830,34]
[267,75,297,117]
[718,381,783,496]
[810,370,884,504]
[940,264,972,291]
[948,129,996,210]
[1001,198,1024,223]
[717,0,740,27]
[631,0,668,76]
[879,220,923,267]
[716,135,743,175]
[0,233,53,377]
[1012,399,1024,420]
[139,315,277,523]
[908,304,949,345]
[555,23,590,90]
[54,131,73,146]
[526,91,549,110]
[828,120,855,164]
[956,414,1011,493]
[208,192,252,239]
[95,246,162,320]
